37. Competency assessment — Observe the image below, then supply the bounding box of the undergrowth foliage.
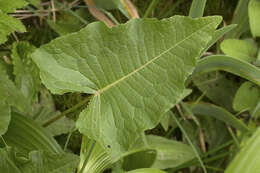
[0,0,260,173]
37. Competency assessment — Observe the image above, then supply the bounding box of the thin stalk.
[227,125,240,149]
[171,114,207,173]
[64,126,76,151]
[43,95,93,127]
[0,136,8,147]
[79,140,96,173]
[205,165,224,172]
[143,0,159,18]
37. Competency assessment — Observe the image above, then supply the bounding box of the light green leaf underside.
[78,137,115,173]
[225,128,260,173]
[0,0,27,13]
[0,147,79,173]
[33,16,221,158]
[249,0,260,37]
[0,11,26,44]
[147,135,195,169]
[0,100,11,135]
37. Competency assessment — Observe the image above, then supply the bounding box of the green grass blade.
[190,102,250,133]
[143,0,159,18]
[194,55,260,87]
[189,0,207,18]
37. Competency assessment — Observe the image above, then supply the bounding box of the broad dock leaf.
[32,16,221,158]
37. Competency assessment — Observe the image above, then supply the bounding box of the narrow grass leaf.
[191,102,250,132]
[189,0,207,18]
[194,55,260,87]
[249,0,260,37]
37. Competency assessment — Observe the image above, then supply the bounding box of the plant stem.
[43,95,93,127]
[143,0,159,18]
[171,113,208,173]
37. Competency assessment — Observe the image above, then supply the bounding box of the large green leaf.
[0,100,11,136]
[0,147,79,173]
[0,0,27,13]
[0,11,26,44]
[225,128,260,173]
[249,0,260,37]
[32,16,221,158]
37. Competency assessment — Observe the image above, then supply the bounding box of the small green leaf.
[33,16,221,158]
[220,39,257,63]
[0,11,26,44]
[0,100,11,136]
[249,0,260,37]
[0,0,27,13]
[147,135,195,169]
[225,128,260,173]
[233,81,259,113]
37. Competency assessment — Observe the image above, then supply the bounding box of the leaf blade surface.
[33,16,221,158]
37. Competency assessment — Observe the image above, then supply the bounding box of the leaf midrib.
[95,21,214,96]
